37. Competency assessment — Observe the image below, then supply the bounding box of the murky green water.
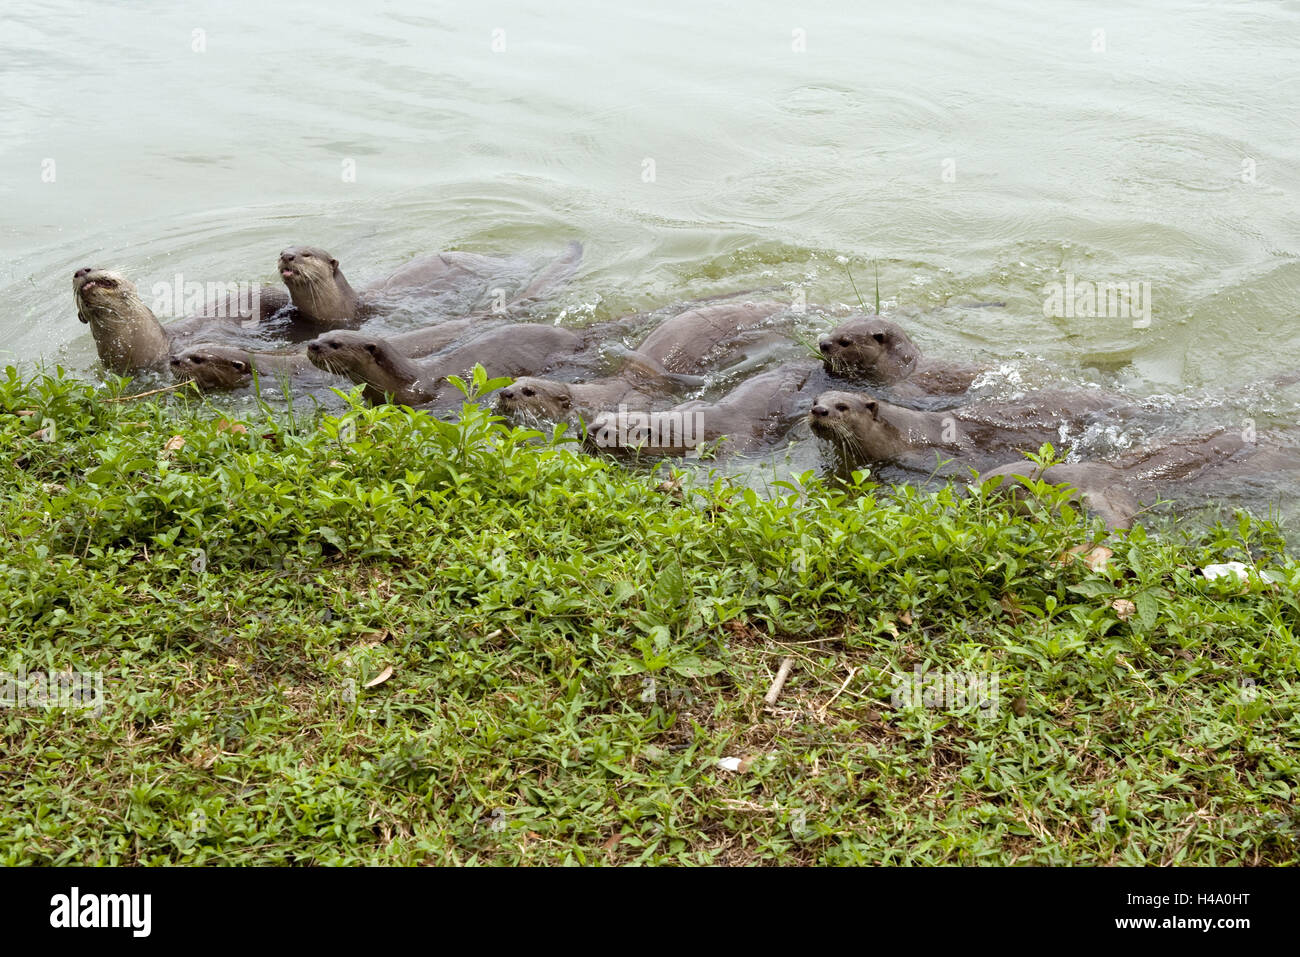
[3,0,1298,519]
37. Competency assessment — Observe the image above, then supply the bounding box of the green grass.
[844,260,881,314]
[1,365,1298,865]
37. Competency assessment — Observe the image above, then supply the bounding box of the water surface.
[3,0,1298,520]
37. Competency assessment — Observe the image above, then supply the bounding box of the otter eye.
[835,403,849,412]
[872,333,885,343]
[522,387,536,397]
[301,251,313,258]
[838,337,852,347]
[191,356,204,364]
[365,344,377,354]
[233,361,247,372]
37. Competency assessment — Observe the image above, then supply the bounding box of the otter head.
[582,406,695,458]
[583,408,641,457]
[169,345,254,390]
[808,389,898,465]
[307,331,415,393]
[497,377,572,421]
[278,246,357,325]
[73,267,142,323]
[818,317,919,382]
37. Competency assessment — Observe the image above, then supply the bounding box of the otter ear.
[559,393,572,410]
[872,332,886,343]
[365,343,377,354]
[864,399,879,418]
[232,360,248,372]
[330,258,339,275]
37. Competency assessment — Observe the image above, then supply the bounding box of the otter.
[976,461,1142,530]
[817,316,983,396]
[306,324,584,406]
[169,344,329,391]
[976,430,1272,529]
[497,363,706,425]
[168,316,498,392]
[277,241,583,330]
[72,267,273,375]
[807,389,1120,473]
[630,300,789,375]
[627,305,981,397]
[586,362,821,458]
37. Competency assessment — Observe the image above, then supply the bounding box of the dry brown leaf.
[1111,598,1136,620]
[1000,592,1023,620]
[1054,543,1112,570]
[899,610,913,626]
[363,665,394,688]
[16,409,36,417]
[1052,545,1083,567]
[722,619,760,641]
[1083,546,1113,572]
[160,435,185,458]
[1012,696,1028,717]
[216,419,248,435]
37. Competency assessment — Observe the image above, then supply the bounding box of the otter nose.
[281,252,295,262]
[818,339,833,355]
[811,405,829,418]
[307,341,320,353]
[500,388,514,400]
[74,267,94,280]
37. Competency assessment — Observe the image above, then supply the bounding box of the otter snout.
[73,268,125,303]
[279,250,301,280]
[818,339,834,355]
[808,403,835,436]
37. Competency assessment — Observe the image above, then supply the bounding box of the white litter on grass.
[1201,562,1281,584]
[716,755,770,773]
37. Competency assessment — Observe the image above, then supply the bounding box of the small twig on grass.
[764,656,795,707]
[105,380,199,402]
[816,666,859,721]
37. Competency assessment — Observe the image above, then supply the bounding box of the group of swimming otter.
[72,242,1288,530]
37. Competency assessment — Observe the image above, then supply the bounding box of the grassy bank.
[1,366,1297,865]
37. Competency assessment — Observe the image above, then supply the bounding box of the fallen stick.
[817,666,858,720]
[105,380,199,403]
[763,656,795,707]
